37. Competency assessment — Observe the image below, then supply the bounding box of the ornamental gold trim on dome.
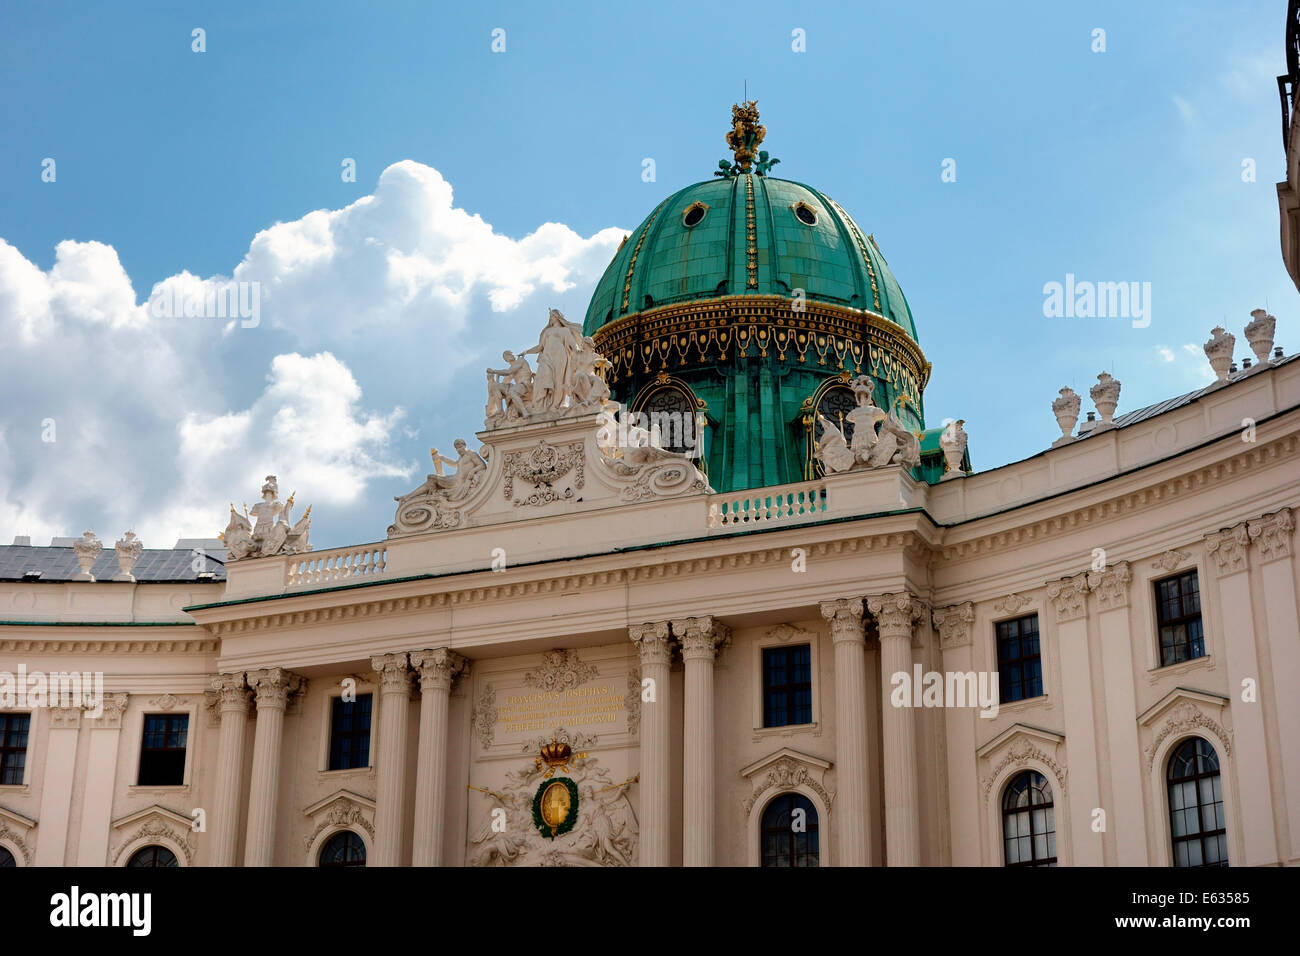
[590,294,931,407]
[622,198,668,314]
[822,195,882,313]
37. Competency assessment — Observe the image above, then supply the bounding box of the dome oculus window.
[682,202,709,227]
[792,202,818,226]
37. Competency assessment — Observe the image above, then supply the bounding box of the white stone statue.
[846,375,887,460]
[571,336,612,408]
[814,414,856,474]
[485,350,535,423]
[428,440,489,501]
[521,308,586,413]
[219,476,312,561]
[813,380,920,473]
[390,440,490,535]
[867,402,922,469]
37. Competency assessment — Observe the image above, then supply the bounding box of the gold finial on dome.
[727,100,765,172]
[716,101,780,178]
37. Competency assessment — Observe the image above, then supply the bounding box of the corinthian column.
[630,621,673,866]
[243,667,302,867]
[210,674,252,866]
[409,648,467,867]
[672,616,730,867]
[820,597,870,866]
[868,592,922,866]
[371,652,413,866]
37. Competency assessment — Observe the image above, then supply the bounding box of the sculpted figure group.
[220,475,312,561]
[485,308,611,427]
[815,375,922,474]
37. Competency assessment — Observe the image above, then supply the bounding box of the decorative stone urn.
[114,531,143,582]
[1204,326,1235,382]
[939,419,968,480]
[1244,310,1276,366]
[1051,387,1080,446]
[72,530,103,581]
[1090,373,1121,429]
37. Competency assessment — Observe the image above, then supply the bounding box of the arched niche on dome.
[629,375,710,469]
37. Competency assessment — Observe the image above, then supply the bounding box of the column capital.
[932,602,975,649]
[246,667,304,710]
[1247,508,1293,563]
[866,592,922,640]
[1205,522,1251,575]
[671,616,731,661]
[629,621,673,666]
[410,648,468,692]
[370,652,412,693]
[1086,560,1131,612]
[1046,572,1091,623]
[210,673,252,715]
[820,597,865,643]
[88,692,130,730]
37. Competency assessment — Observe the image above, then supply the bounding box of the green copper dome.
[582,176,918,341]
[583,103,947,494]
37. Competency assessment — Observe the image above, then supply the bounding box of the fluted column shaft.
[243,668,300,867]
[410,648,467,867]
[371,652,412,867]
[210,673,251,866]
[869,593,922,866]
[822,598,870,866]
[630,622,673,866]
[674,616,729,867]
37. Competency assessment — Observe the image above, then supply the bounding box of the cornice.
[0,637,218,654]
[939,432,1299,561]
[202,529,934,636]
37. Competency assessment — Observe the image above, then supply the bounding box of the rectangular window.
[996,614,1043,703]
[1156,571,1205,667]
[329,693,373,771]
[762,645,812,727]
[137,713,188,786]
[0,713,31,785]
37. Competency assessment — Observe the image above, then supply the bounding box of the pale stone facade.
[2,320,1299,867]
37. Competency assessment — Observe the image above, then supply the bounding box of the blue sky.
[0,1,1294,550]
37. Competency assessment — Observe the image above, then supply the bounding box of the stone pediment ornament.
[976,725,1067,804]
[0,805,36,865]
[109,805,197,865]
[1138,689,1232,773]
[72,530,102,581]
[219,475,312,561]
[301,790,376,851]
[523,649,597,693]
[113,531,143,581]
[739,748,834,816]
[387,310,711,539]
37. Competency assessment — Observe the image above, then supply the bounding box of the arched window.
[630,379,704,457]
[319,830,366,868]
[1167,737,1227,867]
[1002,771,1057,866]
[0,846,15,867]
[127,845,177,868]
[760,793,819,867]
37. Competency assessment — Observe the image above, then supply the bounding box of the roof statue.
[484,308,613,430]
[716,100,780,178]
[388,308,712,537]
[219,475,312,561]
[815,377,921,474]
